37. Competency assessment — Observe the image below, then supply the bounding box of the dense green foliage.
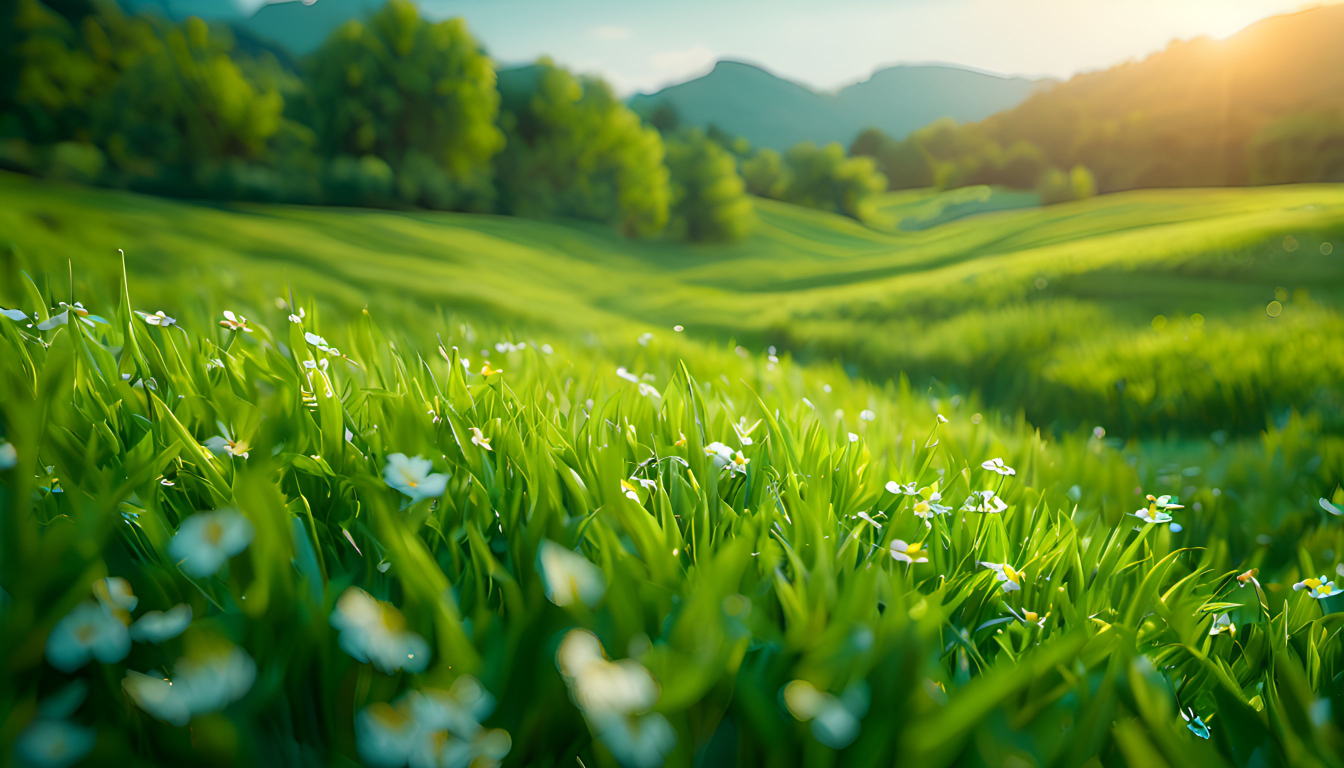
[663,129,755,242]
[2,171,1341,517]
[494,60,670,238]
[851,4,1344,196]
[734,142,886,219]
[1248,109,1344,186]
[0,0,726,239]
[306,0,503,210]
[2,0,294,196]
[850,120,1084,203]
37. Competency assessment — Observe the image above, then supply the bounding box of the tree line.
[847,119,1096,204]
[0,0,894,242]
[847,9,1344,198]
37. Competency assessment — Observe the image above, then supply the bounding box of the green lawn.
[4,172,1342,436]
[4,174,1344,766]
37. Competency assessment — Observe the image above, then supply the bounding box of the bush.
[324,154,396,207]
[494,59,670,236]
[780,141,887,219]
[306,0,503,210]
[42,140,103,182]
[740,147,789,198]
[665,130,755,242]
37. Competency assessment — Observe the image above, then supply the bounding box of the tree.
[1037,165,1096,205]
[780,142,887,219]
[665,129,754,242]
[307,0,503,209]
[495,59,670,237]
[93,18,285,187]
[1069,165,1097,200]
[1249,109,1344,184]
[740,147,788,198]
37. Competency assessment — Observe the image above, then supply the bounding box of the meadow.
[2,171,1344,766]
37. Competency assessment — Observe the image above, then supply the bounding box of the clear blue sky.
[256,0,1326,93]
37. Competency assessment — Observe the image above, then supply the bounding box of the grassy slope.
[4,172,1342,435]
[5,175,1344,766]
[6,173,1342,326]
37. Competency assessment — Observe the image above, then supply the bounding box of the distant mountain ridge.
[117,0,1046,154]
[117,0,384,51]
[244,0,384,55]
[629,60,1047,151]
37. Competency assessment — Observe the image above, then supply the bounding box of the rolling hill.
[3,171,1341,438]
[975,3,1344,190]
[629,60,1044,151]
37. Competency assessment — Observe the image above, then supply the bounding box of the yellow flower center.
[204,520,225,545]
[1023,610,1039,622]
[378,604,407,632]
[1004,565,1021,583]
[905,542,923,555]
[368,702,409,729]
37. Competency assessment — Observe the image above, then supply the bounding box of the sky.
[251,0,1328,94]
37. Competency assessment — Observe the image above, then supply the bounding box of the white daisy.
[962,490,1008,514]
[92,577,137,612]
[218,311,253,333]
[885,480,917,495]
[557,629,659,716]
[136,310,176,327]
[889,539,928,564]
[330,588,430,674]
[538,540,606,608]
[980,561,1025,593]
[469,427,492,451]
[45,602,131,672]
[1294,575,1341,599]
[14,719,96,768]
[1208,613,1235,636]
[1131,506,1173,525]
[354,700,417,768]
[704,442,734,469]
[981,458,1016,476]
[174,645,257,716]
[130,604,193,644]
[203,423,249,459]
[169,510,254,578]
[384,453,448,502]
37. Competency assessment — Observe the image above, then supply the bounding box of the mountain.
[243,0,384,54]
[835,66,1045,144]
[628,60,1044,151]
[975,3,1344,189]
[115,0,253,21]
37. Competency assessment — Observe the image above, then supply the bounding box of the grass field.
[4,172,1341,436]
[3,172,1344,766]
